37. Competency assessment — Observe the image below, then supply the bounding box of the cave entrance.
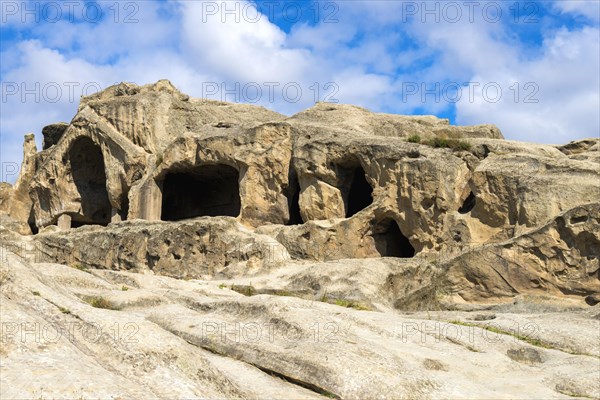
[372,219,415,258]
[333,161,373,218]
[346,166,373,217]
[68,137,111,227]
[160,164,241,221]
[458,191,476,214]
[285,169,303,225]
[28,207,38,235]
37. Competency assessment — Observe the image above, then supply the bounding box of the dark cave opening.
[285,171,303,225]
[340,165,373,218]
[71,219,98,229]
[68,137,111,227]
[119,195,130,221]
[27,207,38,235]
[458,191,476,214]
[372,219,415,258]
[160,164,241,221]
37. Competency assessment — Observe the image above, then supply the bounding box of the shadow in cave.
[69,137,111,227]
[161,164,241,221]
[285,170,303,225]
[346,166,373,217]
[372,218,415,258]
[458,192,476,214]
[28,207,38,235]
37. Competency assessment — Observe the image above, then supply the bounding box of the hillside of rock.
[1,80,598,399]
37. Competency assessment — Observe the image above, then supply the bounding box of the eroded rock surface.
[1,80,599,399]
[1,250,599,399]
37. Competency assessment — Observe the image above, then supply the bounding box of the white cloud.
[1,41,112,179]
[456,26,600,143]
[331,69,393,109]
[554,0,600,22]
[179,0,312,84]
[1,0,599,183]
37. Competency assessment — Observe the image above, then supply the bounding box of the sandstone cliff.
[1,80,598,399]
[2,79,597,304]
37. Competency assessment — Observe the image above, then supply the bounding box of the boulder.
[42,122,69,149]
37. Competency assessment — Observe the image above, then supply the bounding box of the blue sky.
[1,0,599,182]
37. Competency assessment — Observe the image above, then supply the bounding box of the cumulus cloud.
[456,26,600,143]
[180,1,311,84]
[1,40,116,180]
[553,0,600,22]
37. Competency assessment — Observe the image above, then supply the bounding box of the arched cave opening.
[285,170,303,225]
[160,164,241,221]
[346,166,373,217]
[68,137,111,227]
[331,159,374,218]
[118,195,130,221]
[458,191,476,214]
[372,219,415,258]
[28,207,38,235]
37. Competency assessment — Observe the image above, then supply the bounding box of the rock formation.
[1,80,598,399]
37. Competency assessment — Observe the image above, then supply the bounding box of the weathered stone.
[506,347,544,364]
[0,80,596,306]
[1,80,599,398]
[42,122,69,149]
[57,214,71,231]
[298,178,345,221]
[445,203,600,303]
[33,218,289,279]
[1,250,599,399]
[0,134,38,234]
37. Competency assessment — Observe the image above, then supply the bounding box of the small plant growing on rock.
[121,286,129,291]
[319,289,329,303]
[70,263,88,272]
[231,285,255,296]
[87,296,120,310]
[334,299,352,307]
[320,296,371,311]
[430,137,449,148]
[273,290,293,297]
[335,299,371,311]
[407,134,421,143]
[448,139,472,151]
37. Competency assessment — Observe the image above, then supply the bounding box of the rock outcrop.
[1,80,598,399]
[0,133,38,234]
[2,80,598,301]
[42,122,69,150]
[0,78,597,301]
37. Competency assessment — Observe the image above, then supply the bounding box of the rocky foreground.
[2,246,599,399]
[0,81,599,399]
